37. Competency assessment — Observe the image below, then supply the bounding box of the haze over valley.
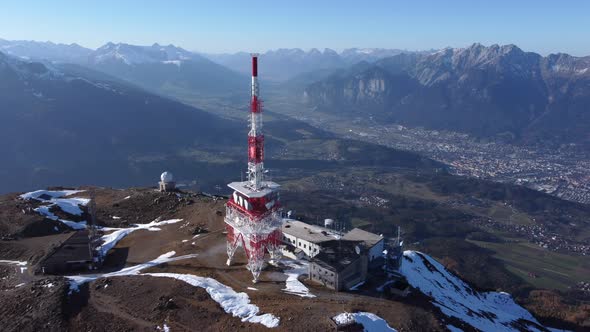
[3,38,587,205]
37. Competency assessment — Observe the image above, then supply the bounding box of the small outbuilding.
[159,171,176,192]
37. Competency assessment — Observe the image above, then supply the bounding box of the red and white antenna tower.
[225,54,283,283]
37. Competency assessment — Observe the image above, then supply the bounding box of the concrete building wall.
[337,256,368,290]
[309,263,337,290]
[159,181,176,192]
[309,255,368,291]
[368,239,385,261]
[282,233,321,257]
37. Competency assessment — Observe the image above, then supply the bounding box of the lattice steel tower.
[225,54,283,283]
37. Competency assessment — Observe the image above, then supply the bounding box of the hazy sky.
[1,0,589,55]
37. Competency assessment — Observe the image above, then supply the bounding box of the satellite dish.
[355,245,361,255]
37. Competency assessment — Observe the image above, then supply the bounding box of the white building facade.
[281,219,340,257]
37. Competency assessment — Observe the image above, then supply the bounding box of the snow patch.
[20,189,85,201]
[400,250,547,332]
[281,260,315,298]
[66,251,196,293]
[0,260,27,266]
[349,281,365,291]
[162,60,181,67]
[148,273,280,328]
[333,312,397,331]
[21,189,89,229]
[69,250,280,328]
[97,218,183,257]
[157,323,171,332]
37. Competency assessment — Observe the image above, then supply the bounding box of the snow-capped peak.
[91,42,199,65]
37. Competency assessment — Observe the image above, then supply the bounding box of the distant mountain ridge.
[303,43,590,147]
[90,42,200,65]
[0,39,425,90]
[0,39,248,96]
[204,48,423,81]
[84,42,248,95]
[0,38,92,63]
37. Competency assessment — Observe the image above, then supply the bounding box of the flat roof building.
[281,219,342,257]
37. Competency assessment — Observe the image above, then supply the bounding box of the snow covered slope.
[20,189,89,230]
[400,250,551,332]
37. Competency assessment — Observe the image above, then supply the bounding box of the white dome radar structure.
[159,171,176,192]
[324,218,334,228]
[161,171,174,183]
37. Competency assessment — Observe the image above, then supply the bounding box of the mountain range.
[0,40,248,97]
[303,43,590,147]
[0,38,92,63]
[1,38,589,148]
[84,42,247,95]
[0,51,245,193]
[204,48,418,81]
[0,39,415,92]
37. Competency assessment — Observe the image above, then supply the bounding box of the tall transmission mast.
[224,54,283,283]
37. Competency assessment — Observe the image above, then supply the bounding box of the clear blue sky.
[1,0,589,55]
